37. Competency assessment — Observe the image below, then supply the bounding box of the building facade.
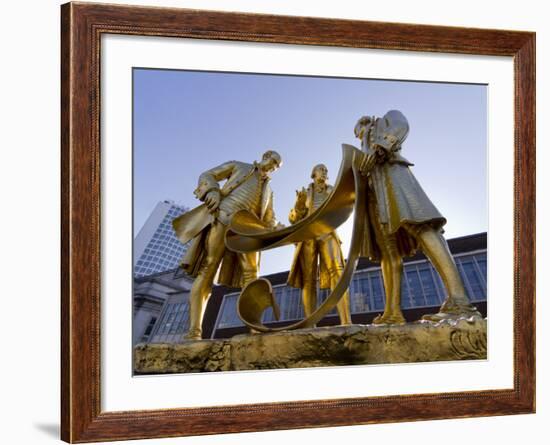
[133,268,193,345]
[134,200,189,278]
[135,232,487,343]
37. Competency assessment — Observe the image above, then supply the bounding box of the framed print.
[61,1,535,443]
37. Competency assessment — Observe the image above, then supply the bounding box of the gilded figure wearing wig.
[172,150,282,340]
[287,164,352,326]
[355,110,481,323]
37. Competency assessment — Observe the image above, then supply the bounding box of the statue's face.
[312,164,328,183]
[258,151,281,176]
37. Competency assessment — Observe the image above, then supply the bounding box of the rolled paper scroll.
[226,144,367,332]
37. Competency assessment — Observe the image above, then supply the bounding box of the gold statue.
[287,164,352,325]
[172,150,282,339]
[219,111,480,332]
[354,110,481,323]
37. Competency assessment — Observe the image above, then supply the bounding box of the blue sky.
[133,68,487,276]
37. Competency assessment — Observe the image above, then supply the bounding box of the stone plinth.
[134,317,486,374]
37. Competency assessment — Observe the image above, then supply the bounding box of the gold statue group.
[173,110,481,340]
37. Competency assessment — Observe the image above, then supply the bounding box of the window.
[369,272,385,311]
[457,253,487,301]
[404,268,425,308]
[276,286,304,320]
[418,265,442,306]
[140,316,157,342]
[215,294,242,329]
[150,302,190,343]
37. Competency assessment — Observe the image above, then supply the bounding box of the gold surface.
[354,111,480,323]
[286,164,351,325]
[173,151,283,340]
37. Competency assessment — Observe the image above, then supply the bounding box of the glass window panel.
[217,294,244,328]
[350,274,370,313]
[262,305,277,323]
[279,287,292,320]
[403,268,425,308]
[369,272,385,311]
[176,303,189,333]
[418,266,441,306]
[154,304,171,337]
[474,253,487,286]
[164,307,178,334]
[458,258,485,301]
[141,316,157,342]
[280,287,291,319]
[169,303,183,334]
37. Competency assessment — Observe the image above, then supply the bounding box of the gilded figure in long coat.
[355,110,480,324]
[287,164,352,326]
[173,150,282,339]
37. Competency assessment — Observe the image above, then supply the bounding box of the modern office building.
[135,232,487,343]
[134,200,189,278]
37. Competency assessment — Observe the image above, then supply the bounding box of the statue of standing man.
[286,164,352,326]
[173,150,283,339]
[354,110,481,323]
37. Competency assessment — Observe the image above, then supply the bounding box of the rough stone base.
[134,317,487,374]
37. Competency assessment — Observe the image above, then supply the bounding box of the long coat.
[172,160,276,288]
[286,183,343,290]
[360,146,447,261]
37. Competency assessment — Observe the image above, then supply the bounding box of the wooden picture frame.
[61,2,535,442]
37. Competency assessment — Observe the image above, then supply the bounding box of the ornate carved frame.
[61,2,535,442]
